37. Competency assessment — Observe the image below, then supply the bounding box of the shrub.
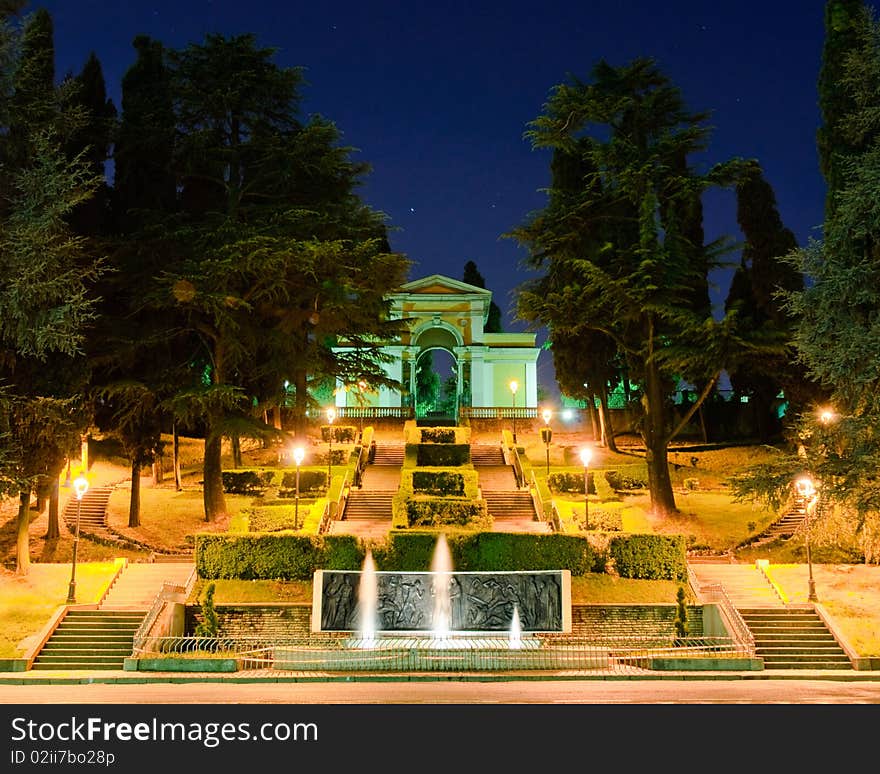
[673,586,690,640]
[399,498,492,530]
[193,582,219,637]
[420,427,456,444]
[411,470,466,496]
[221,470,275,495]
[608,534,687,581]
[415,443,470,466]
[583,508,623,532]
[194,533,363,579]
[245,504,306,532]
[604,470,648,490]
[321,425,357,443]
[547,471,595,495]
[683,478,700,491]
[279,469,328,495]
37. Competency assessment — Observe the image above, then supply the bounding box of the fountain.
[509,605,522,650]
[357,549,378,648]
[430,533,453,642]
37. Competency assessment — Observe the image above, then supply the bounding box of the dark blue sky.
[33,0,830,391]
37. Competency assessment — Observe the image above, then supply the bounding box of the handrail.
[529,470,550,526]
[322,470,351,532]
[132,566,197,650]
[693,580,756,654]
[509,444,525,489]
[550,502,563,533]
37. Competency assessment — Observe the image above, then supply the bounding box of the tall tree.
[153,34,407,521]
[732,11,880,561]
[462,260,503,332]
[511,58,750,516]
[724,162,813,440]
[0,7,103,573]
[818,0,872,218]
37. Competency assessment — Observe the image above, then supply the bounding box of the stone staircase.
[101,562,194,608]
[688,562,784,607]
[63,486,113,531]
[332,489,394,539]
[471,444,505,466]
[739,608,852,670]
[739,497,807,550]
[372,443,404,465]
[482,491,548,533]
[31,610,145,670]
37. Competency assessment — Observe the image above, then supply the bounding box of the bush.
[547,471,595,495]
[221,470,275,495]
[420,427,456,444]
[194,533,363,579]
[193,582,218,637]
[608,534,687,581]
[683,478,700,491]
[397,498,492,530]
[245,504,311,532]
[279,469,328,494]
[379,531,597,575]
[584,508,623,531]
[411,470,466,496]
[415,443,470,466]
[321,425,357,443]
[604,470,648,490]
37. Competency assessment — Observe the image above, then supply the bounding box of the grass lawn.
[189,578,313,605]
[764,563,880,656]
[0,562,122,658]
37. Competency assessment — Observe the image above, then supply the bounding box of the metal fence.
[133,633,751,674]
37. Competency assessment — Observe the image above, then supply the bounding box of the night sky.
[34,0,830,391]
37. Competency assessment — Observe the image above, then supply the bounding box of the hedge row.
[547,471,595,495]
[398,498,492,529]
[279,469,327,494]
[194,531,686,580]
[411,470,465,496]
[320,425,358,443]
[222,468,328,495]
[413,443,471,466]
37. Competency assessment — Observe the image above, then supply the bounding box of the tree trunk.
[152,455,164,485]
[262,410,271,448]
[45,476,60,539]
[203,426,227,522]
[16,490,31,575]
[643,350,678,516]
[231,434,242,468]
[272,405,282,431]
[598,385,619,453]
[294,368,309,438]
[34,478,47,514]
[588,399,601,444]
[173,422,182,491]
[129,460,141,528]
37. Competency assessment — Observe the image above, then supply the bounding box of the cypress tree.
[462,259,503,332]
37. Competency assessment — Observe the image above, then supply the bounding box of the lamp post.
[357,380,367,439]
[65,474,89,604]
[795,476,818,602]
[293,447,305,530]
[580,447,592,530]
[541,408,553,477]
[509,379,519,442]
[326,407,336,488]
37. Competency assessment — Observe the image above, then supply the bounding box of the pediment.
[398,274,492,297]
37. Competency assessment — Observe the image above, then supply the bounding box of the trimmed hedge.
[221,470,275,494]
[585,508,623,532]
[321,425,357,443]
[411,470,465,496]
[195,533,362,579]
[420,427,455,444]
[400,498,492,529]
[245,503,316,533]
[605,470,648,490]
[415,443,470,466]
[280,469,328,494]
[609,534,688,581]
[547,471,595,495]
[377,531,597,575]
[194,531,686,581]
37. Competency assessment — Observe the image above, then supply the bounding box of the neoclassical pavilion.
[333,274,540,419]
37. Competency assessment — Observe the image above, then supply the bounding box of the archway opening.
[415,347,458,420]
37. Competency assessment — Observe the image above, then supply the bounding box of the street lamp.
[580,447,592,530]
[818,407,836,425]
[65,474,89,604]
[795,476,818,602]
[541,408,553,477]
[326,407,336,488]
[293,446,305,530]
[509,379,519,442]
[357,380,368,439]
